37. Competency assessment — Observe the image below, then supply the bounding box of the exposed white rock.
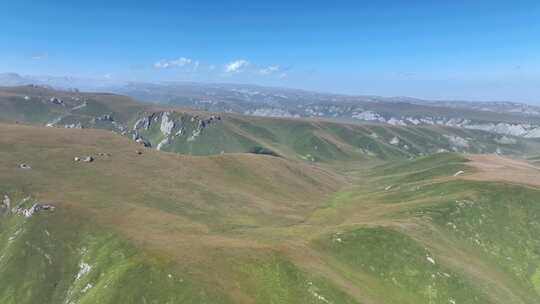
[49,97,64,105]
[387,118,407,126]
[81,283,93,293]
[2,195,11,210]
[82,156,94,163]
[444,135,469,148]
[465,122,527,137]
[352,110,382,121]
[135,137,152,147]
[46,116,64,127]
[245,108,300,118]
[495,136,517,145]
[64,122,82,129]
[133,114,154,130]
[187,129,201,142]
[19,163,31,170]
[160,112,175,136]
[14,203,55,218]
[523,127,540,138]
[453,170,465,177]
[156,137,171,151]
[420,118,436,125]
[71,102,87,111]
[426,256,436,265]
[346,109,540,138]
[390,137,400,145]
[407,117,421,125]
[8,228,22,243]
[307,282,331,304]
[76,262,92,281]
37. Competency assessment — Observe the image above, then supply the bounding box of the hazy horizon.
[2,70,540,106]
[1,1,539,103]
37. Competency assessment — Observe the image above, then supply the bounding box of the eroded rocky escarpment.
[130,111,222,151]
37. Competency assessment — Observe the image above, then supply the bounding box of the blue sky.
[1,0,540,103]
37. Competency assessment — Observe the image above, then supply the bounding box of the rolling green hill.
[2,86,540,165]
[1,122,540,303]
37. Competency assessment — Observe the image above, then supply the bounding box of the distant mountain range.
[3,72,540,138]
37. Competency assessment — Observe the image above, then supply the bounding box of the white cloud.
[154,57,194,69]
[192,61,200,71]
[259,65,281,75]
[225,60,250,73]
[31,53,48,60]
[153,57,288,78]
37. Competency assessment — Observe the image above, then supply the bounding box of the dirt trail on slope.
[464,154,540,187]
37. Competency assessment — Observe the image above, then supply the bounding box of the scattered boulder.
[136,150,143,155]
[19,163,31,170]
[2,195,11,211]
[93,114,114,122]
[64,122,83,129]
[24,96,31,101]
[198,120,206,129]
[14,203,56,218]
[49,97,64,105]
[453,170,465,177]
[74,155,96,163]
[135,137,152,147]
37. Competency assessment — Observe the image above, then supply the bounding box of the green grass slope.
[0,123,358,304]
[2,104,540,302]
[298,154,540,304]
[3,86,540,165]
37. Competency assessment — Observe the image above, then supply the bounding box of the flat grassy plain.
[1,123,540,303]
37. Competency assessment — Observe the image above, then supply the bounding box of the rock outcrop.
[19,163,31,170]
[2,195,11,212]
[14,203,55,218]
[135,137,152,147]
[160,112,175,136]
[156,137,171,151]
[49,97,64,105]
[92,114,114,123]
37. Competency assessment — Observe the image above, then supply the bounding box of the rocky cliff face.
[129,111,222,152]
[244,106,540,138]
